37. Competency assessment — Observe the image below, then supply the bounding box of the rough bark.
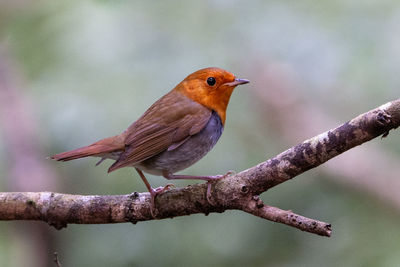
[252,65,400,209]
[0,98,399,237]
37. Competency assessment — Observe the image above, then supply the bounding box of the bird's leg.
[135,168,174,217]
[162,170,235,204]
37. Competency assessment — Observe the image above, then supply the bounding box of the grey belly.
[136,111,223,175]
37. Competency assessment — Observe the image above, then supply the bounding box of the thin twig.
[54,252,62,267]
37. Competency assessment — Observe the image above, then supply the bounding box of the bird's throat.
[176,86,234,125]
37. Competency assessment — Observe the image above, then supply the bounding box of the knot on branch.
[251,195,264,209]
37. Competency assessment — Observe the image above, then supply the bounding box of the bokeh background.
[1,0,400,266]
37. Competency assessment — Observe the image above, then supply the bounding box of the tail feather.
[51,135,125,162]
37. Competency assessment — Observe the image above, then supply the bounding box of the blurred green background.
[0,0,400,266]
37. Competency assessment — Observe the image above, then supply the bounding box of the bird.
[51,67,249,215]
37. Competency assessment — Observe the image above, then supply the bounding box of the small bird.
[51,67,249,214]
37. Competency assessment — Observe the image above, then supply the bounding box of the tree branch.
[1,99,399,237]
[252,65,400,209]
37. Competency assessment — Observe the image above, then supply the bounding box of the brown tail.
[51,135,125,161]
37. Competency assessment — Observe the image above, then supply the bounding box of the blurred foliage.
[1,0,400,266]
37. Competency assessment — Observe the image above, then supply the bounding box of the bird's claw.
[149,183,175,217]
[206,170,235,205]
[224,170,236,177]
[154,183,175,194]
[206,182,213,205]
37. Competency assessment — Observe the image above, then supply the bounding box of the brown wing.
[108,90,211,172]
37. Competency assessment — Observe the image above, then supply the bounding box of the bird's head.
[175,67,249,124]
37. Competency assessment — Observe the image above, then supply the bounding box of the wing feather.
[108,90,211,172]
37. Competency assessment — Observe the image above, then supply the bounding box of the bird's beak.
[224,78,250,87]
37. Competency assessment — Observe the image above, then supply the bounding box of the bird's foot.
[149,183,175,217]
[206,170,235,205]
[160,169,235,206]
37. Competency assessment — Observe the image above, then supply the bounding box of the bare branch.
[252,65,400,209]
[241,196,332,237]
[0,98,399,237]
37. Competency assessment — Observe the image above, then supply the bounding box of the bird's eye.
[206,77,216,86]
